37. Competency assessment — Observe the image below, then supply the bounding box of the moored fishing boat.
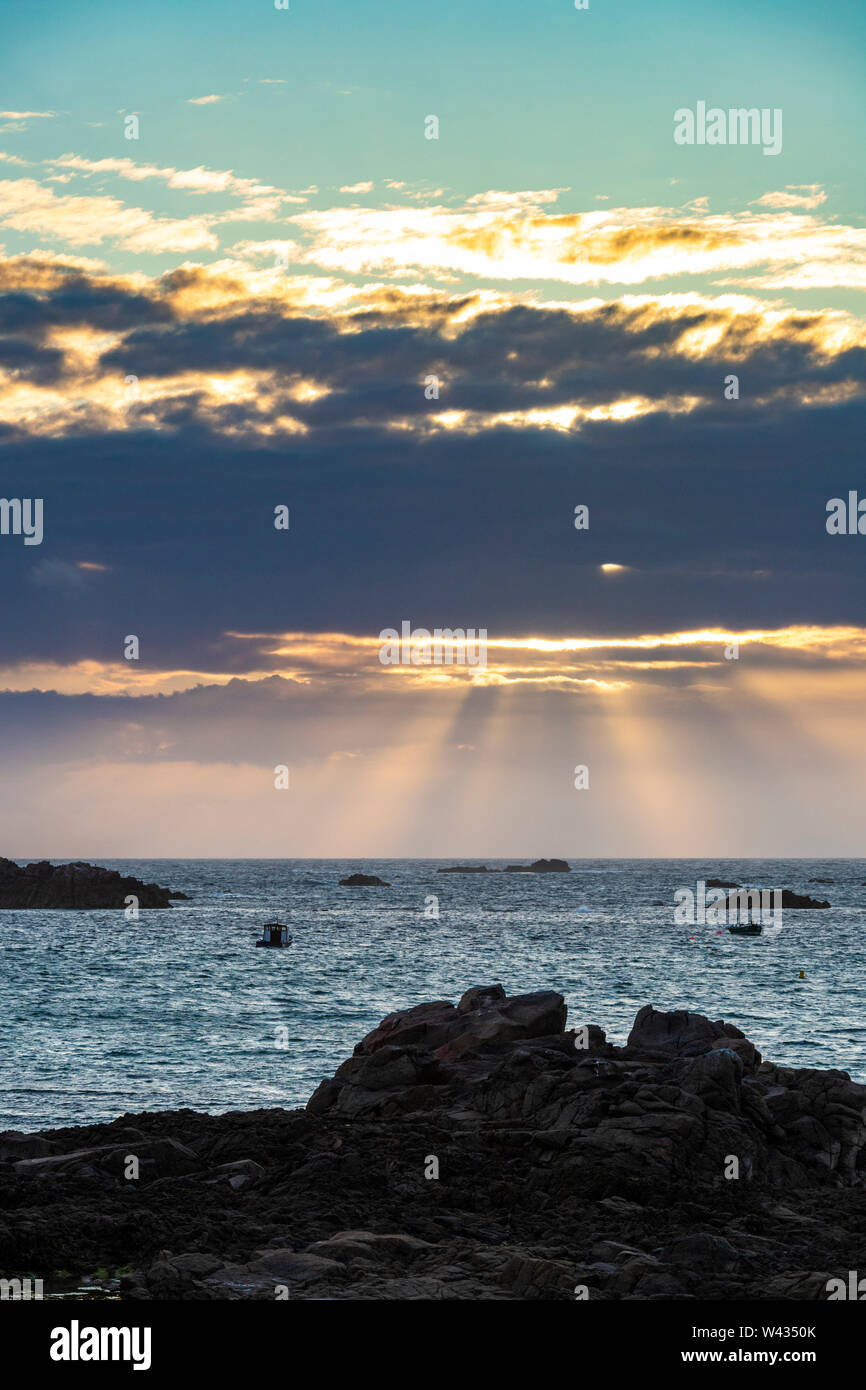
[255,922,292,948]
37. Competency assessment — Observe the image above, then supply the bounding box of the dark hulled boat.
[256,922,292,948]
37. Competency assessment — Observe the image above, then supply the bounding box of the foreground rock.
[339,873,390,887]
[0,858,189,909]
[2,984,865,1301]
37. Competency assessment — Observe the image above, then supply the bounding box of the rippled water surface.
[2,858,864,1129]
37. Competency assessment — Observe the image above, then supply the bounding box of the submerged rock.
[0,858,188,909]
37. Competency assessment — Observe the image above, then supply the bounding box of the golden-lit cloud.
[5,624,866,697]
[0,159,862,298]
[384,394,702,436]
[0,249,862,441]
[287,195,866,290]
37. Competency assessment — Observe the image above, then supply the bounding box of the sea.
[1,857,864,1132]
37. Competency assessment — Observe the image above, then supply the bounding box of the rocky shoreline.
[0,859,188,910]
[1,983,864,1301]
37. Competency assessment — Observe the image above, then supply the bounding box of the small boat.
[255,922,292,948]
[728,923,762,936]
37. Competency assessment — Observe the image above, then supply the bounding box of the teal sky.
[3,0,864,307]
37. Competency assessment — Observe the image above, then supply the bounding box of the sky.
[0,0,865,857]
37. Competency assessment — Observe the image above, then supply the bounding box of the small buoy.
[799,969,805,979]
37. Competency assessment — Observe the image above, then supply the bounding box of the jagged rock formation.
[0,858,188,909]
[777,890,831,909]
[1,984,864,1300]
[720,887,830,910]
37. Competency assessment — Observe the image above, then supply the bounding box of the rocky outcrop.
[306,989,865,1189]
[437,861,570,874]
[778,890,830,909]
[720,887,830,910]
[2,984,865,1301]
[338,873,390,887]
[503,858,570,873]
[437,865,492,873]
[307,985,568,1116]
[0,858,188,909]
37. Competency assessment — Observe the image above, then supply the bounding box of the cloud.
[28,558,88,590]
[3,630,866,857]
[0,237,862,703]
[8,168,853,293]
[287,195,866,290]
[0,178,218,252]
[5,624,866,697]
[187,94,225,105]
[465,189,565,210]
[0,111,55,133]
[0,250,863,443]
[47,153,309,213]
[0,112,56,133]
[754,185,827,211]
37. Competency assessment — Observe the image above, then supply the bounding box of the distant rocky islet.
[0,859,189,909]
[339,859,571,885]
[438,858,571,874]
[0,858,834,909]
